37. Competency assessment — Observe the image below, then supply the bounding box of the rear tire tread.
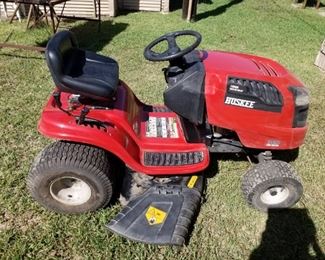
[27,141,113,213]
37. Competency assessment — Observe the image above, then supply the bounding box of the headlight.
[289,86,309,128]
[289,86,310,106]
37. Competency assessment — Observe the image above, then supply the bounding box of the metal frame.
[0,0,101,52]
[57,0,101,31]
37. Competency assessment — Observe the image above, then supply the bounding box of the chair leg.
[26,4,34,29]
[31,5,39,27]
[2,2,8,19]
[97,0,101,32]
[9,3,21,23]
[14,3,22,22]
[49,5,56,33]
[44,6,49,25]
[50,1,66,34]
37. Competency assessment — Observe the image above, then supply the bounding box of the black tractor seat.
[46,31,119,101]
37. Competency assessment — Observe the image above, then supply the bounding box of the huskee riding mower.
[27,30,309,245]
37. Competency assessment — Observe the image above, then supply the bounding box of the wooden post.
[187,0,193,21]
[182,0,197,22]
[182,0,189,20]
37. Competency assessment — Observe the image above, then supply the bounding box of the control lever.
[53,92,62,108]
[78,107,90,125]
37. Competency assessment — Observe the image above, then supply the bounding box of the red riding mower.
[27,30,309,245]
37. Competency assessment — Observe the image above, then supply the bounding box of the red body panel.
[38,82,209,175]
[203,51,307,149]
[39,50,308,175]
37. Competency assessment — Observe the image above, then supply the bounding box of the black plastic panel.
[288,87,309,128]
[225,77,283,112]
[164,58,205,124]
[106,175,205,245]
[293,106,308,127]
[144,151,204,166]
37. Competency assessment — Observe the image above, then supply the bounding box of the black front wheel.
[27,141,114,214]
[241,160,303,212]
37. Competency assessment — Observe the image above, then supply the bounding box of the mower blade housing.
[106,175,205,246]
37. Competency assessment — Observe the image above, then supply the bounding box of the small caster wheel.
[241,160,303,212]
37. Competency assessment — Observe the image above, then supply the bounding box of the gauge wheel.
[241,160,303,212]
[27,141,114,214]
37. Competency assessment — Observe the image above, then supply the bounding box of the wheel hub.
[50,176,92,206]
[260,186,289,205]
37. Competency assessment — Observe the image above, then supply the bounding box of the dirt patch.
[0,211,42,233]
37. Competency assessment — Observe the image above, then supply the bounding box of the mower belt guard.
[106,175,205,246]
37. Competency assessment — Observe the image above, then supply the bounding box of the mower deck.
[107,175,205,245]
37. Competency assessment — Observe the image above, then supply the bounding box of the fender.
[38,106,209,175]
[38,110,142,170]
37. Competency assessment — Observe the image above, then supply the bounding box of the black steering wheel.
[144,30,202,62]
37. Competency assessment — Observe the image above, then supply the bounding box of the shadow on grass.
[250,208,325,260]
[0,20,128,60]
[69,20,128,52]
[204,153,219,178]
[36,20,128,53]
[169,0,213,12]
[204,152,249,179]
[196,0,244,21]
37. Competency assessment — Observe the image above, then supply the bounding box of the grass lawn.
[0,0,324,259]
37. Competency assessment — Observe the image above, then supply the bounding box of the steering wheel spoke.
[144,30,202,62]
[166,36,181,55]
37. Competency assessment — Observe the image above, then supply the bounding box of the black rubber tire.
[27,141,114,214]
[241,160,303,212]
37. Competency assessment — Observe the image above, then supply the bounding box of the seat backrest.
[45,31,78,88]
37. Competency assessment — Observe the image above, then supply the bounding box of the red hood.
[202,50,303,88]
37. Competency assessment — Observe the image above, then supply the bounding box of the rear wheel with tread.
[241,160,303,212]
[27,141,114,214]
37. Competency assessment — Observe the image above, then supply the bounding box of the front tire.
[241,160,303,212]
[27,141,114,214]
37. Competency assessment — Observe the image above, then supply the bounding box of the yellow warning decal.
[145,206,167,225]
[187,175,198,189]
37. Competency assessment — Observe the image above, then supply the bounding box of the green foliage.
[0,0,324,259]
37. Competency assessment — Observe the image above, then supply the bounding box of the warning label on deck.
[145,206,167,225]
[146,117,179,138]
